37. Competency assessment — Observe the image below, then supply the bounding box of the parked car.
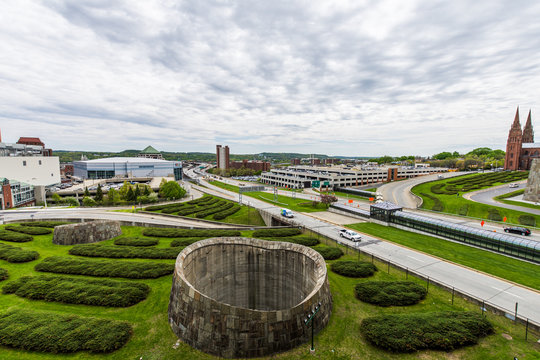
[504,227,531,236]
[338,229,362,242]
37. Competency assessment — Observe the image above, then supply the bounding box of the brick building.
[229,160,270,172]
[216,145,230,170]
[17,137,52,156]
[504,107,540,170]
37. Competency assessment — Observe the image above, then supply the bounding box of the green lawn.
[412,174,540,226]
[208,180,239,193]
[0,225,537,359]
[346,223,540,290]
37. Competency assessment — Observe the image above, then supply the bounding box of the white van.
[280,208,294,218]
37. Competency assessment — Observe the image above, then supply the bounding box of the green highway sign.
[323,181,330,186]
[312,180,320,187]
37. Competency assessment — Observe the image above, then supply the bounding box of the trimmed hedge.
[0,230,33,242]
[354,281,427,306]
[0,309,132,353]
[330,260,377,277]
[142,228,241,238]
[3,275,150,307]
[314,246,343,260]
[252,228,302,237]
[421,193,444,212]
[35,256,174,279]
[360,311,493,352]
[0,268,7,281]
[113,237,159,247]
[187,196,214,205]
[19,221,70,228]
[519,214,536,227]
[487,208,502,222]
[5,225,52,235]
[262,236,320,246]
[213,205,241,220]
[195,202,234,218]
[69,244,183,259]
[0,243,39,263]
[458,204,469,216]
[170,237,206,247]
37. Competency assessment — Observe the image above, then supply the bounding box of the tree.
[95,184,103,202]
[134,185,141,199]
[84,187,90,197]
[126,187,135,202]
[52,193,62,204]
[82,196,97,207]
[320,194,338,205]
[107,188,121,204]
[143,185,150,196]
[159,181,186,199]
[433,152,453,160]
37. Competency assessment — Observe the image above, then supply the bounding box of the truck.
[280,208,294,218]
[338,229,362,242]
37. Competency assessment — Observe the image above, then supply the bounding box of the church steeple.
[522,109,534,143]
[504,106,523,170]
[511,106,521,129]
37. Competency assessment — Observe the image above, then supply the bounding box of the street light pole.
[304,302,322,352]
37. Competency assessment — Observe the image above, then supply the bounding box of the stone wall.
[523,159,540,202]
[168,237,332,358]
[52,220,122,245]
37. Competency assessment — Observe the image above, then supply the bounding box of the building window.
[23,161,26,166]
[510,153,514,158]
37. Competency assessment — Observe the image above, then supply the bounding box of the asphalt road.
[466,181,540,215]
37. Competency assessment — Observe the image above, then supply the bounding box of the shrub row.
[0,268,7,281]
[519,214,536,227]
[458,204,469,216]
[487,208,502,222]
[20,221,70,228]
[35,256,174,279]
[3,275,150,307]
[161,204,188,214]
[420,193,444,212]
[252,228,302,237]
[69,244,183,259]
[331,260,377,277]
[354,281,427,306]
[360,311,493,352]
[314,246,343,260]
[213,205,241,220]
[176,205,200,216]
[170,237,207,247]
[0,230,33,242]
[187,196,214,205]
[4,225,52,235]
[262,236,320,247]
[177,200,228,217]
[0,243,39,263]
[0,309,132,353]
[195,202,234,218]
[113,237,159,247]
[143,228,240,238]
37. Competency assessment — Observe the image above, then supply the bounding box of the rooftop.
[75,157,172,163]
[140,145,161,154]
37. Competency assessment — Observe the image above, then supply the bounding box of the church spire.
[522,109,534,143]
[511,106,521,129]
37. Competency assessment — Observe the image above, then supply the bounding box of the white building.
[73,157,182,180]
[0,156,60,186]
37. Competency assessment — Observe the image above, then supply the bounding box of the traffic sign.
[312,180,320,187]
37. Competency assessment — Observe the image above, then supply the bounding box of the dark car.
[504,227,531,236]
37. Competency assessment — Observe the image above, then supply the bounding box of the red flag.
[481,220,485,227]
[503,217,507,222]
[348,199,353,203]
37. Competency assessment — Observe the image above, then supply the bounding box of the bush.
[421,193,444,212]
[0,243,39,263]
[331,260,377,277]
[213,205,241,220]
[142,228,240,238]
[314,246,343,260]
[19,221,70,228]
[355,281,427,306]
[64,196,80,206]
[35,256,174,279]
[252,228,302,237]
[3,275,150,307]
[458,204,469,216]
[69,244,183,259]
[519,214,536,227]
[0,268,8,281]
[159,181,186,199]
[262,236,320,246]
[187,196,214,205]
[82,196,97,206]
[360,311,493,352]
[170,237,206,247]
[4,225,52,235]
[0,309,132,353]
[113,237,159,247]
[487,208,502,222]
[195,202,234,218]
[0,230,33,242]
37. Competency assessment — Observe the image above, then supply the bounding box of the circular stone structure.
[168,237,332,358]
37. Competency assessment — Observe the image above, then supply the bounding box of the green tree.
[107,188,121,204]
[119,181,132,200]
[134,185,141,199]
[95,184,103,202]
[143,185,150,196]
[52,193,62,204]
[159,181,186,199]
[82,196,97,207]
[126,187,135,202]
[84,187,90,197]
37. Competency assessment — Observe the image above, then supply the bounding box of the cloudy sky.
[1,1,539,157]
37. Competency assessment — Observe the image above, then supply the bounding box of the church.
[504,107,540,170]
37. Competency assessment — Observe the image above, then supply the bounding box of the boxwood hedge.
[354,281,427,306]
[142,228,240,238]
[195,202,234,218]
[0,230,33,242]
[0,309,132,353]
[113,237,159,247]
[0,243,39,263]
[69,244,183,259]
[213,204,241,220]
[252,228,302,237]
[519,214,536,226]
[360,311,493,352]
[0,268,7,281]
[262,236,320,246]
[330,260,377,277]
[19,221,70,228]
[170,237,206,247]
[35,256,174,279]
[4,225,52,235]
[187,196,214,205]
[3,275,150,307]
[314,246,343,260]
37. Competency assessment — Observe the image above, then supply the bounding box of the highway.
[466,181,540,215]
